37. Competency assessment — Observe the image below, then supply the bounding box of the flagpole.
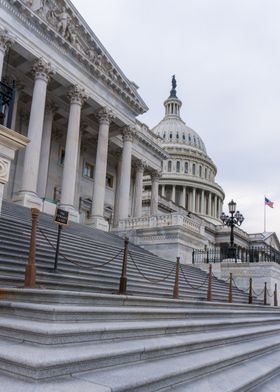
[264,195,266,233]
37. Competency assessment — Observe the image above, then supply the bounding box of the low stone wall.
[195,261,280,306]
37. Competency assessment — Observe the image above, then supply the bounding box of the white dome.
[152,77,207,154]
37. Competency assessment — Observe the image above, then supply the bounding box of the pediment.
[11,0,148,115]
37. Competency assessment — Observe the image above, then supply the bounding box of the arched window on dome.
[170,132,173,140]
[168,160,172,172]
[205,168,207,179]
[185,162,188,173]
[163,132,166,139]
[199,165,202,177]
[193,136,196,145]
[176,133,179,140]
[188,134,191,142]
[192,163,196,175]
[176,161,180,173]
[183,133,186,141]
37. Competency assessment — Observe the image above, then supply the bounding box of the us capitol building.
[0,0,278,263]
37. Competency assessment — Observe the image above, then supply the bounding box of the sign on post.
[53,208,69,271]
[54,208,69,226]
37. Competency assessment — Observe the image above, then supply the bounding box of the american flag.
[265,197,274,208]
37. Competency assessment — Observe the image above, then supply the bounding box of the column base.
[13,191,43,210]
[87,215,109,232]
[59,204,80,223]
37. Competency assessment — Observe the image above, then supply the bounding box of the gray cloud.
[72,0,280,236]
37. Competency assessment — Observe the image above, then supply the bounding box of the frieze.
[8,0,147,114]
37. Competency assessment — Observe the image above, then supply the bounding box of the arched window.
[188,134,191,142]
[192,163,196,175]
[205,168,207,179]
[163,132,166,139]
[185,162,188,173]
[176,133,179,140]
[176,161,180,173]
[170,132,173,140]
[168,160,172,172]
[199,166,202,177]
[183,133,186,141]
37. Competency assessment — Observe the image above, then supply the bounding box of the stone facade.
[0,0,279,266]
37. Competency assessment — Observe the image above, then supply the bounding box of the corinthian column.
[117,126,134,220]
[150,171,160,215]
[89,107,114,231]
[60,85,87,220]
[15,58,53,209]
[37,103,56,198]
[133,160,145,218]
[0,31,13,80]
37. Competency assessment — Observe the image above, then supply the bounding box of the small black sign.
[54,208,69,226]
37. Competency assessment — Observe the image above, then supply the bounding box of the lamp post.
[220,200,244,260]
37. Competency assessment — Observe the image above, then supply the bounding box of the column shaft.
[151,172,160,215]
[180,186,186,208]
[60,86,87,216]
[171,185,176,203]
[91,108,114,218]
[37,106,55,198]
[161,184,166,198]
[192,188,196,212]
[133,161,144,218]
[20,59,53,206]
[201,190,205,214]
[117,128,134,220]
[208,192,212,216]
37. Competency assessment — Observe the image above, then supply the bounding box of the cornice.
[3,0,147,115]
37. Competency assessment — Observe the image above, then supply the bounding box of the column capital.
[45,101,58,115]
[32,58,54,83]
[0,30,14,53]
[134,160,146,172]
[68,85,88,106]
[150,170,161,181]
[97,107,115,125]
[122,125,136,142]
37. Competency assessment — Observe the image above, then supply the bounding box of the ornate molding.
[68,85,88,106]
[97,107,115,125]
[0,29,14,52]
[150,170,161,182]
[7,0,147,114]
[122,126,135,143]
[32,58,54,82]
[0,158,10,184]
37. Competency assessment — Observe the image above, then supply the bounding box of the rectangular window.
[58,148,65,166]
[83,162,94,179]
[106,173,114,188]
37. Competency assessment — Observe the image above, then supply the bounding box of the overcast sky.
[72,0,280,237]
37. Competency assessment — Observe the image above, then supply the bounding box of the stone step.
[44,333,280,391]
[1,324,280,380]
[1,314,280,345]
[157,349,280,391]
[0,300,278,322]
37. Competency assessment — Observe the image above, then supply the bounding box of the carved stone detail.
[68,85,88,106]
[97,107,115,125]
[0,158,10,184]
[32,58,54,82]
[122,126,135,143]
[150,170,161,182]
[0,30,14,52]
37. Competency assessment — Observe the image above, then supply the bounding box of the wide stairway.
[0,201,252,303]
[1,202,280,391]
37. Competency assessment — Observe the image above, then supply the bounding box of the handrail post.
[274,283,278,307]
[248,277,253,304]
[119,237,129,295]
[264,282,267,305]
[173,257,180,299]
[207,264,212,301]
[228,272,233,303]
[192,249,195,264]
[24,208,40,288]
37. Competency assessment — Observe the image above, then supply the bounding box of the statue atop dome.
[170,75,177,98]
